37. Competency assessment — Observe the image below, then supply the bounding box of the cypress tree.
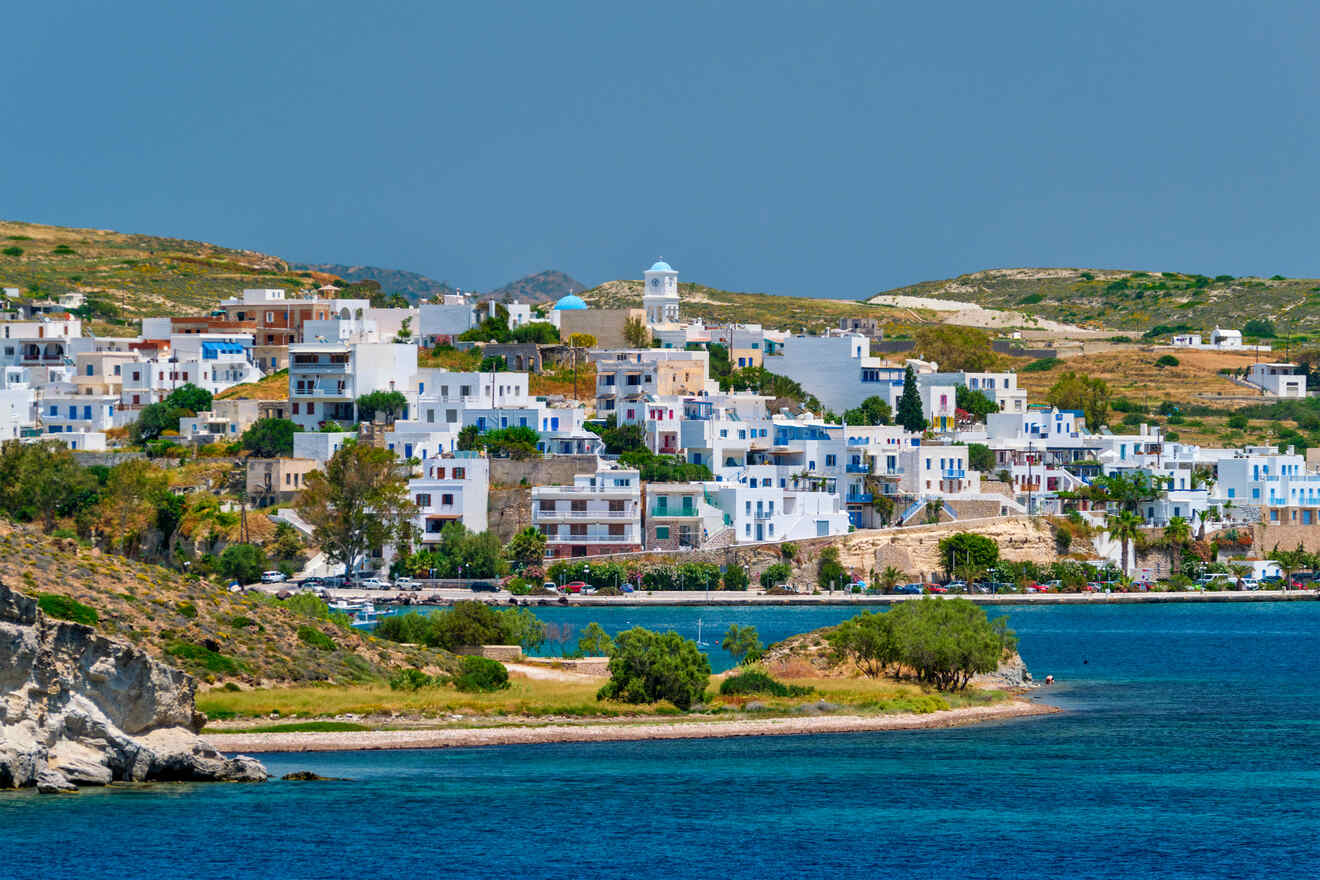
[897,365,926,432]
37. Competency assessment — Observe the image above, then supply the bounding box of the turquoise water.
[4,603,1320,879]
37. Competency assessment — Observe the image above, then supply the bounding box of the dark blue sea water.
[4,602,1320,880]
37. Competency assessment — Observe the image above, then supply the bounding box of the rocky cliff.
[0,583,266,792]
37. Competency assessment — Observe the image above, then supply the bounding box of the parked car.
[469,581,499,593]
[1240,577,1261,591]
[298,576,325,589]
[321,575,347,588]
[358,577,390,590]
[393,577,421,591]
[621,583,635,593]
[260,571,287,584]
[893,583,923,595]
[925,584,948,594]
[562,581,587,594]
[943,581,967,593]
[542,582,560,594]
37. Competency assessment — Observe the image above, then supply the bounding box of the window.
[571,500,587,512]
[442,494,454,505]
[453,467,465,479]
[656,526,670,539]
[825,454,836,467]
[608,524,625,537]
[538,500,556,511]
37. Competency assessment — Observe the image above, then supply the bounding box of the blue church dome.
[554,293,588,310]
[648,260,674,272]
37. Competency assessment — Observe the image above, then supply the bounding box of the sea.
[3,602,1319,880]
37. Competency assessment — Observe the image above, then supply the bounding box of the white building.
[533,467,643,558]
[1246,363,1306,398]
[292,431,354,465]
[1211,327,1243,349]
[287,342,417,430]
[642,260,680,325]
[410,453,489,542]
[419,295,479,344]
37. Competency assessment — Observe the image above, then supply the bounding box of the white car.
[260,571,287,584]
[393,577,421,591]
[358,577,390,590]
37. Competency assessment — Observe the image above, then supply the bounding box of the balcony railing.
[753,510,773,520]
[846,493,874,504]
[651,504,698,517]
[942,469,966,479]
[545,533,637,544]
[293,384,350,398]
[845,463,871,474]
[535,508,635,520]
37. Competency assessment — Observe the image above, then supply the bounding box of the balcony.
[845,463,871,474]
[293,383,350,398]
[753,510,774,521]
[545,533,637,544]
[651,504,698,518]
[535,508,635,520]
[942,469,966,479]
[846,493,874,504]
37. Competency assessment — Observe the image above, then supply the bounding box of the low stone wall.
[490,455,598,489]
[455,645,524,662]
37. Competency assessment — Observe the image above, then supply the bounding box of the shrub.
[176,602,198,619]
[719,669,813,698]
[760,562,791,590]
[1022,358,1060,372]
[779,542,798,560]
[598,627,710,709]
[1017,292,1044,305]
[2,246,23,257]
[297,625,336,651]
[722,565,749,591]
[37,594,99,626]
[389,667,436,691]
[453,655,510,692]
[166,641,243,676]
[230,615,257,629]
[1227,414,1248,430]
[1155,354,1180,368]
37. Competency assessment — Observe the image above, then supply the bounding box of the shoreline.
[204,699,1058,754]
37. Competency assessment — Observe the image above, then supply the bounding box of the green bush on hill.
[36,594,99,626]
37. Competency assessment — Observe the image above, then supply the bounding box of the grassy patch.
[37,594,99,626]
[297,625,336,651]
[210,720,371,734]
[166,640,245,676]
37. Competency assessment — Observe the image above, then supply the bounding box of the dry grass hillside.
[0,522,453,686]
[586,279,912,334]
[870,267,1320,335]
[0,219,329,319]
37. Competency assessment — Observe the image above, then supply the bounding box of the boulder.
[0,582,267,792]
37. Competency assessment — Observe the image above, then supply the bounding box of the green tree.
[482,426,540,459]
[93,459,172,557]
[623,316,651,347]
[721,624,763,664]
[956,386,1000,420]
[568,332,597,348]
[938,532,999,572]
[130,402,190,444]
[457,424,481,451]
[240,418,300,457]
[722,564,749,591]
[842,395,892,426]
[760,562,792,590]
[1162,515,1192,576]
[1106,510,1144,578]
[165,383,212,414]
[294,441,414,579]
[877,565,904,592]
[966,442,995,473]
[576,622,615,657]
[218,543,266,584]
[597,627,710,710]
[1047,371,1111,431]
[0,441,99,528]
[510,321,560,344]
[356,390,408,424]
[828,610,900,678]
[393,316,413,343]
[505,526,548,568]
[896,365,926,431]
[817,545,847,590]
[1268,544,1308,590]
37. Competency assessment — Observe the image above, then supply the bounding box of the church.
[642,259,680,325]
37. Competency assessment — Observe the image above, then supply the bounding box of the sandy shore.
[205,699,1058,754]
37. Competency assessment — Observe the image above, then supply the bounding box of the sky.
[6,1,1320,298]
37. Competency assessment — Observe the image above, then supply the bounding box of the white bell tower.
[642,259,680,325]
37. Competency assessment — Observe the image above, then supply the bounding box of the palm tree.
[1163,516,1192,579]
[1268,544,1308,591]
[1106,510,1144,579]
[878,565,903,592]
[1195,509,1211,541]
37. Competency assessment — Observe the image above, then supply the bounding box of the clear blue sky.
[6,1,1320,298]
